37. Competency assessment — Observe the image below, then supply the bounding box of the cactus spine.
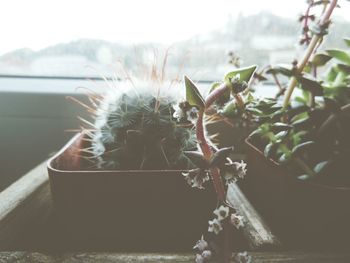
[87,82,196,170]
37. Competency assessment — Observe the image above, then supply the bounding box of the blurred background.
[0,0,349,191]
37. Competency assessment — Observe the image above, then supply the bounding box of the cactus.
[86,82,197,170]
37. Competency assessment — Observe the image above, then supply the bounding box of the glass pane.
[0,0,349,80]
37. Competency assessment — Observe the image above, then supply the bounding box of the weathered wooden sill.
[1,252,350,263]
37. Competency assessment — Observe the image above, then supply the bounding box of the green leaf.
[278,152,291,164]
[245,107,263,116]
[272,122,293,131]
[298,174,312,181]
[292,117,310,129]
[311,53,332,67]
[326,49,350,65]
[264,143,274,158]
[297,75,323,96]
[313,161,330,174]
[292,131,308,146]
[210,147,234,167]
[291,111,308,123]
[326,66,339,82]
[292,141,315,155]
[221,101,238,118]
[183,151,208,169]
[248,129,261,139]
[265,64,294,77]
[224,65,258,83]
[344,38,350,47]
[184,76,205,110]
[275,131,289,142]
[270,108,285,119]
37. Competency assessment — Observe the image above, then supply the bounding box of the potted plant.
[241,0,350,249]
[48,72,215,251]
[182,65,257,262]
[205,53,260,154]
[47,58,256,261]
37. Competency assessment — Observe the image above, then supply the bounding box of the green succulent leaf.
[275,130,289,141]
[298,174,312,181]
[271,108,286,119]
[326,49,350,65]
[314,161,330,174]
[311,53,332,67]
[249,123,270,138]
[292,117,311,129]
[224,65,258,83]
[184,76,205,110]
[326,66,339,82]
[292,131,308,146]
[292,141,315,155]
[272,122,293,131]
[245,107,264,116]
[264,142,275,158]
[278,152,292,164]
[297,75,323,96]
[248,129,261,139]
[183,151,209,169]
[210,147,234,167]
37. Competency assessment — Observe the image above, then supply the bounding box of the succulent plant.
[85,82,196,170]
[247,36,350,184]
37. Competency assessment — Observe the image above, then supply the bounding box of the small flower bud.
[193,236,208,252]
[231,213,244,229]
[208,218,223,235]
[213,205,230,221]
[201,250,212,261]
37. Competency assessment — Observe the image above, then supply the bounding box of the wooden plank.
[227,183,281,250]
[0,252,349,263]
[0,160,52,249]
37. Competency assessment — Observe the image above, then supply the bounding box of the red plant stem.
[195,82,233,202]
[205,82,229,106]
[196,111,226,202]
[303,1,313,45]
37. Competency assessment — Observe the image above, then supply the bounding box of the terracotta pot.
[244,138,350,250]
[47,132,217,251]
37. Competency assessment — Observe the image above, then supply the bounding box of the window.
[1,0,350,80]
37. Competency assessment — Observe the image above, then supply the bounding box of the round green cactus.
[88,83,196,170]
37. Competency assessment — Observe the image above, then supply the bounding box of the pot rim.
[245,137,350,192]
[47,132,187,174]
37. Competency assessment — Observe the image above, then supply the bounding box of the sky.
[1,0,349,55]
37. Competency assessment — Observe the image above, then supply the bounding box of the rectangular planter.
[47,132,217,252]
[244,138,350,250]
